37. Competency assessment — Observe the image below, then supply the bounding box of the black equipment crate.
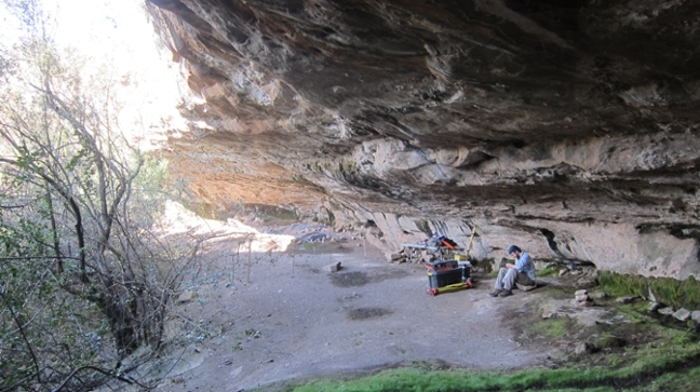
[426,262,472,296]
[425,259,458,271]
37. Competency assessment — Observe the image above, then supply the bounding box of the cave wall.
[146,0,700,279]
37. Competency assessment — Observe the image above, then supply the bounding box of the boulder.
[691,311,700,324]
[575,277,598,289]
[658,307,675,316]
[616,296,637,304]
[390,252,404,261]
[673,308,691,322]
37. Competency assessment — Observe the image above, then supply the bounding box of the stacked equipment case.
[425,260,472,296]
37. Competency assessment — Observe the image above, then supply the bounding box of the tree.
[0,3,192,391]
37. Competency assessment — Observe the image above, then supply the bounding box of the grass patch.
[594,333,627,349]
[537,265,559,277]
[525,318,570,339]
[598,272,700,310]
[271,340,700,392]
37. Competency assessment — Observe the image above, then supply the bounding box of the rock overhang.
[146,0,700,279]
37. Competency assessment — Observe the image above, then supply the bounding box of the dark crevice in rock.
[637,223,700,238]
[540,228,558,252]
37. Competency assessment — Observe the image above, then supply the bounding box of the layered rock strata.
[146,0,700,279]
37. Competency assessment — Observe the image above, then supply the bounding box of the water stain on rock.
[347,307,392,320]
[330,271,370,287]
[330,269,409,287]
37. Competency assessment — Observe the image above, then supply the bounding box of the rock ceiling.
[146,0,700,279]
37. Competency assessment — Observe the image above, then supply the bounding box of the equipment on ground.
[425,259,472,296]
[400,225,478,265]
[399,225,479,296]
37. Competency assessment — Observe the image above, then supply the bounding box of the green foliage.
[595,334,627,349]
[598,271,700,310]
[0,6,186,390]
[276,340,700,392]
[537,265,559,277]
[0,208,112,388]
[131,154,170,221]
[525,318,570,339]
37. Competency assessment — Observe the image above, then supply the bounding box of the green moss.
[525,318,570,339]
[615,304,651,324]
[595,334,627,349]
[337,160,358,176]
[324,208,336,227]
[604,353,624,367]
[537,265,559,277]
[414,219,431,237]
[269,340,700,392]
[597,271,647,298]
[598,271,700,310]
[309,161,332,172]
[477,258,496,274]
[297,243,316,251]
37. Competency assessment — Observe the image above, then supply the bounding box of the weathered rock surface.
[692,310,700,324]
[673,308,691,322]
[146,0,700,279]
[658,307,675,316]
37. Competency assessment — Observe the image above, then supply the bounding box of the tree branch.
[53,364,154,392]
[0,289,43,385]
[0,156,89,283]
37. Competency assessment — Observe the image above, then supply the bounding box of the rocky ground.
[120,214,693,392]
[142,237,546,391]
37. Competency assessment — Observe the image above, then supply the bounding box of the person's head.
[507,245,521,258]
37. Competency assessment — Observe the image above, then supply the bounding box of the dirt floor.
[145,230,570,392]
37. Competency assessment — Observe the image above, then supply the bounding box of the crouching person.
[489,245,536,298]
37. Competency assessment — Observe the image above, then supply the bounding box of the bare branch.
[53,365,155,392]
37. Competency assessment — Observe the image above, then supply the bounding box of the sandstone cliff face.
[147,0,700,279]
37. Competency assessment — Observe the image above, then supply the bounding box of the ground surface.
[147,233,567,392]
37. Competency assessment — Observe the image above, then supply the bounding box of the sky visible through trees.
[0,0,188,150]
[0,1,195,390]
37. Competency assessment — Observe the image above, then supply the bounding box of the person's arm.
[515,253,530,271]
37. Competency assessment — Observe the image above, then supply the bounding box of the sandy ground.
[145,232,559,392]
